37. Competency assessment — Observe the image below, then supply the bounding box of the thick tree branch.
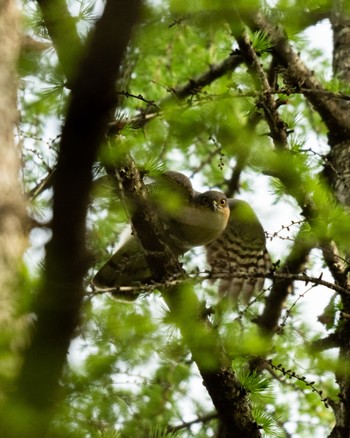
[332,1,350,84]
[256,230,313,335]
[311,334,341,352]
[165,286,260,438]
[247,13,350,146]
[36,0,83,84]
[229,20,350,360]
[109,156,185,283]
[115,157,261,438]
[326,5,350,436]
[242,10,350,436]
[234,32,289,149]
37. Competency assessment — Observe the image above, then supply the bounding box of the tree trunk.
[0,1,28,347]
[327,2,350,437]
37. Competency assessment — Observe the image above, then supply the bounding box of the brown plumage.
[206,199,270,303]
[92,172,230,296]
[92,171,270,302]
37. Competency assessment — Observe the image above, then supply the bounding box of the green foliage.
[237,369,274,404]
[149,425,180,438]
[253,407,283,438]
[249,30,275,54]
[9,0,348,437]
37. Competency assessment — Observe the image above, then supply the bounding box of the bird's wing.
[148,173,230,252]
[92,171,231,298]
[91,171,195,294]
[148,171,194,210]
[206,199,271,303]
[92,226,151,288]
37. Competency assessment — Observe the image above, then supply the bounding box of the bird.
[92,171,270,303]
[92,171,230,298]
[206,199,271,303]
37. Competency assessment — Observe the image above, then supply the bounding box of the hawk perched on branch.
[92,171,270,302]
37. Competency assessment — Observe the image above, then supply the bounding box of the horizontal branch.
[108,52,243,132]
[167,412,217,433]
[28,52,244,200]
[310,333,340,352]
[89,268,350,298]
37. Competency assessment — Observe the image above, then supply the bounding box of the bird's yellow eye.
[220,199,227,206]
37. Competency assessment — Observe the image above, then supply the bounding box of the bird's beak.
[211,200,218,212]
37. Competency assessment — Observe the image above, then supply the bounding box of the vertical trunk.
[332,0,350,84]
[328,2,350,437]
[0,1,28,347]
[328,0,350,206]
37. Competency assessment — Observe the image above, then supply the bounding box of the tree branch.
[310,334,340,352]
[28,51,244,200]
[167,412,217,433]
[247,13,350,146]
[234,31,289,149]
[36,0,83,84]
[115,157,261,438]
[108,51,244,132]
[249,230,314,374]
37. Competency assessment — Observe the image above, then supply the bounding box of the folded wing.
[92,172,230,298]
[206,199,271,303]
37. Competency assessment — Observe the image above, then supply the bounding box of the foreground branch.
[116,157,261,438]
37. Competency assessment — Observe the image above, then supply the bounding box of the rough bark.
[116,159,261,438]
[248,13,350,146]
[332,0,350,84]
[327,3,350,436]
[0,0,28,352]
[326,141,350,206]
[328,1,350,207]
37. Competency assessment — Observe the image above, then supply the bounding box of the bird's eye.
[220,199,227,206]
[201,196,209,205]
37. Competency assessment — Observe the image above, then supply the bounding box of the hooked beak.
[210,200,218,212]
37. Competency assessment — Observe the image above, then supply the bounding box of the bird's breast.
[167,206,228,250]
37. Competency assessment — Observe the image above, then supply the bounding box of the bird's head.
[196,190,229,214]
